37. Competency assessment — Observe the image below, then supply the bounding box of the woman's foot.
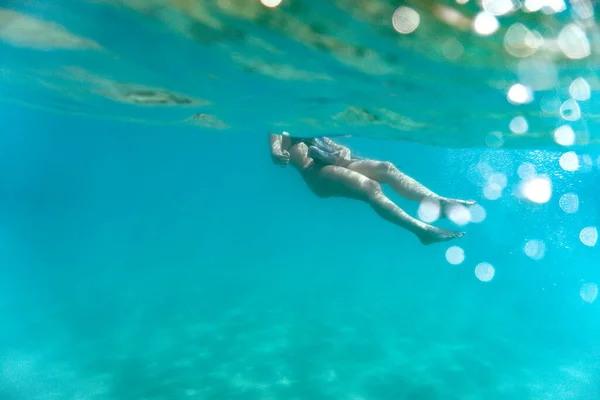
[418,227,465,245]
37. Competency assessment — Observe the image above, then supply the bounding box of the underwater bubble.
[392,7,420,34]
[475,262,495,282]
[483,183,503,200]
[469,204,487,223]
[517,163,536,179]
[510,116,528,134]
[483,0,518,15]
[569,77,591,101]
[507,84,533,104]
[580,283,598,303]
[559,193,579,213]
[580,227,598,247]
[446,246,465,265]
[261,0,282,7]
[473,12,499,36]
[521,176,552,203]
[559,151,579,172]
[518,58,558,91]
[442,37,464,60]
[446,203,471,226]
[558,24,590,59]
[418,198,441,223]
[524,239,546,260]
[560,99,581,121]
[486,131,504,147]
[554,125,575,146]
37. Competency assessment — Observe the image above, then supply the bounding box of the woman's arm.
[322,137,351,164]
[269,133,290,166]
[308,145,339,165]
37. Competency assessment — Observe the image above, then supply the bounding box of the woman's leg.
[345,159,475,206]
[306,165,464,245]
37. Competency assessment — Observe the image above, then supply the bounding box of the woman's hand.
[334,149,352,166]
[278,150,290,167]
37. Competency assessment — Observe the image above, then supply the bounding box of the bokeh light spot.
[469,204,487,223]
[559,193,579,214]
[509,116,528,134]
[580,283,598,303]
[446,203,471,226]
[559,151,579,172]
[524,0,566,13]
[560,99,581,121]
[554,125,575,146]
[475,262,495,282]
[521,176,552,203]
[392,7,420,34]
[579,154,593,173]
[446,246,465,265]
[260,0,282,7]
[485,131,504,147]
[507,84,533,104]
[473,11,499,36]
[580,227,598,247]
[478,162,493,178]
[504,23,542,58]
[524,239,546,260]
[442,37,464,60]
[488,173,507,189]
[418,198,441,223]
[483,183,503,200]
[517,163,536,179]
[558,24,590,59]
[572,0,594,19]
[570,77,591,101]
[483,0,517,16]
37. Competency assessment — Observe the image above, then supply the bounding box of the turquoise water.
[2,104,599,399]
[2,0,599,147]
[2,1,600,399]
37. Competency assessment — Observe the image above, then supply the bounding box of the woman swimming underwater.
[270,132,474,245]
